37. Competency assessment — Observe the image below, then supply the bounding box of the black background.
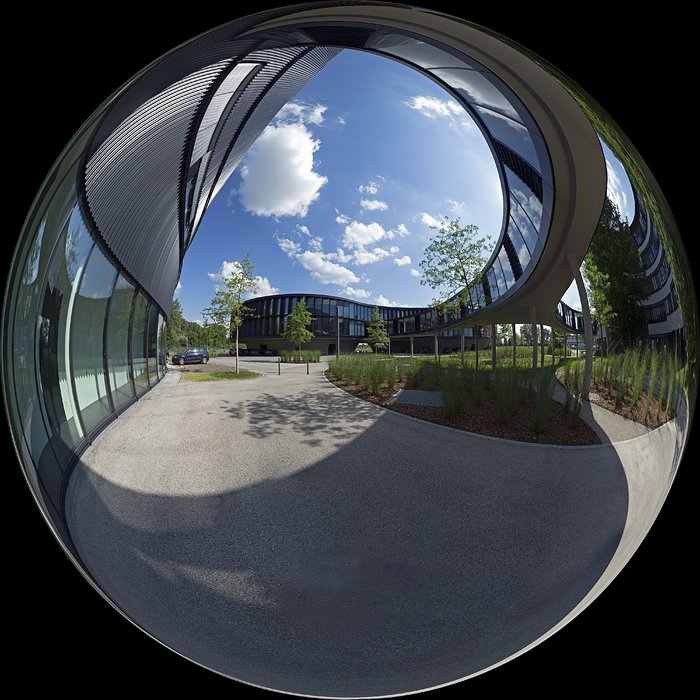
[4,2,693,694]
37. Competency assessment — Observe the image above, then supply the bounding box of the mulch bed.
[325,371,601,445]
[588,383,675,429]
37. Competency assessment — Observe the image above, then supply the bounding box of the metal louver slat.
[84,60,231,312]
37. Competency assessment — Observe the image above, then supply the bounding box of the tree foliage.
[202,255,258,373]
[418,217,491,321]
[583,198,647,347]
[365,305,389,351]
[282,297,314,351]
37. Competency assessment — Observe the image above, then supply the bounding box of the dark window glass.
[508,219,531,270]
[71,245,116,434]
[146,303,159,385]
[498,248,514,289]
[131,294,149,395]
[106,274,135,410]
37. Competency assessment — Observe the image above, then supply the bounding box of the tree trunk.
[512,323,517,367]
[235,326,240,375]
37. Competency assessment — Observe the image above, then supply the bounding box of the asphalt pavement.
[66,357,629,696]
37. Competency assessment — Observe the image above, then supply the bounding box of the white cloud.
[342,221,388,249]
[296,224,311,236]
[394,255,411,266]
[334,116,346,125]
[447,199,466,213]
[340,286,372,299]
[207,261,277,299]
[308,236,324,252]
[276,237,301,257]
[335,212,350,225]
[250,276,279,299]
[404,95,474,130]
[420,212,443,229]
[353,247,393,265]
[410,269,421,278]
[360,198,388,211]
[296,251,359,286]
[358,181,380,195]
[208,260,246,281]
[307,104,327,125]
[238,122,327,217]
[393,223,410,237]
[276,101,327,126]
[326,248,353,263]
[174,281,182,294]
[375,294,409,307]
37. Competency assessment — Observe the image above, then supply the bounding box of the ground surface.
[67,357,629,697]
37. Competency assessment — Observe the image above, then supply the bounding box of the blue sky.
[176,48,636,323]
[177,49,502,320]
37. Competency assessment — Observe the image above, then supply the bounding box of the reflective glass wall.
[3,156,167,551]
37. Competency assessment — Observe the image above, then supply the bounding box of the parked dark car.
[171,347,209,365]
[263,349,279,356]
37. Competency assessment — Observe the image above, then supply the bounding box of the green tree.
[365,305,389,352]
[520,323,533,346]
[282,297,314,351]
[496,324,512,346]
[419,217,491,347]
[583,198,647,348]
[166,298,186,349]
[202,255,258,374]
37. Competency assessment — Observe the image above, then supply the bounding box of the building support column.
[540,323,545,366]
[491,323,497,369]
[567,254,593,400]
[410,336,414,358]
[512,323,517,367]
[434,334,438,357]
[530,308,538,369]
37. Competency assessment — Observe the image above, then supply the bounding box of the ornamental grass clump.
[629,348,647,407]
[645,349,659,421]
[441,365,466,419]
[532,368,556,433]
[493,367,518,423]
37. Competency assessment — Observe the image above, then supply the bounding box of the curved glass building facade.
[241,293,491,354]
[2,3,696,696]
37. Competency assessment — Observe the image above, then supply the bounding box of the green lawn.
[179,370,260,382]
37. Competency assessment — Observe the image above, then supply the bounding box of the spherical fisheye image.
[3,2,695,696]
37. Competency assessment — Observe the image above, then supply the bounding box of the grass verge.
[179,370,260,382]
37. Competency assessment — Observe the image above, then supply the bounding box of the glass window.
[508,219,531,270]
[429,67,521,121]
[322,298,330,316]
[157,313,166,380]
[498,248,515,289]
[474,106,540,169]
[131,293,149,395]
[106,274,135,411]
[487,268,499,302]
[71,245,116,434]
[509,196,540,254]
[38,209,95,467]
[369,33,483,70]
[146,303,159,386]
[503,166,543,231]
